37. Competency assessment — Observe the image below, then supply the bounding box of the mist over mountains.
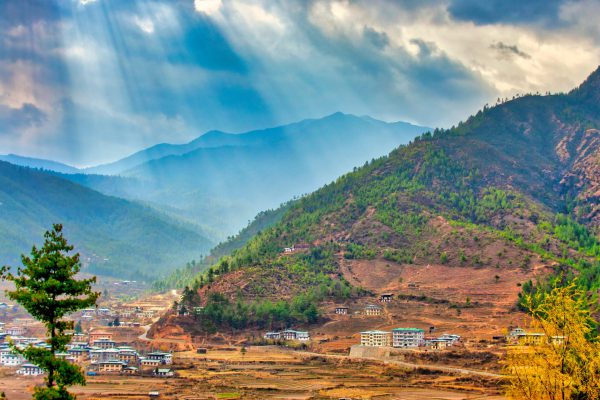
[0,112,427,278]
[3,113,428,239]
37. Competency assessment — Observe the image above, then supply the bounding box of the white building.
[146,351,172,365]
[0,349,25,366]
[360,330,391,347]
[364,304,382,316]
[392,328,425,348]
[16,363,44,376]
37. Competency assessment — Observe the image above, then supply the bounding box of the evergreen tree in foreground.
[1,224,99,399]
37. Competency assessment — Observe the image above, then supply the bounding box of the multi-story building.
[392,328,425,348]
[96,360,126,373]
[360,330,391,347]
[280,330,310,341]
[335,306,349,315]
[0,348,25,366]
[146,351,172,365]
[16,363,44,376]
[89,330,113,343]
[363,304,382,316]
[92,339,116,349]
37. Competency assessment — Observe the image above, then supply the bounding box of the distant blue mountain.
[0,154,81,174]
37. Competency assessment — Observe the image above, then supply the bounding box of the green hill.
[0,161,213,280]
[165,68,600,334]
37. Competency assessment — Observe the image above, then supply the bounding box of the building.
[335,306,349,315]
[379,293,394,303]
[67,347,89,363]
[93,339,116,349]
[89,330,113,343]
[363,304,382,316]
[281,330,310,341]
[360,331,391,347]
[6,326,26,336]
[140,358,162,368]
[517,332,546,346]
[0,348,25,366]
[16,363,44,376]
[117,347,139,364]
[154,368,174,377]
[123,366,139,375]
[392,328,425,348]
[264,332,281,340]
[90,348,119,363]
[146,352,172,365]
[96,360,126,373]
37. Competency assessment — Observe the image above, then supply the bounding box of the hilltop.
[0,161,213,280]
[156,67,600,340]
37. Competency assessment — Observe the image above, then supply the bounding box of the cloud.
[0,0,599,165]
[194,0,221,16]
[490,42,531,60]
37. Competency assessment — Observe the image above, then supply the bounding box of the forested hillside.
[0,161,213,280]
[163,67,600,334]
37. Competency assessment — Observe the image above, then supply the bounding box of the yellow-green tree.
[504,282,600,400]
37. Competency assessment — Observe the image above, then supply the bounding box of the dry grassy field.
[0,346,505,399]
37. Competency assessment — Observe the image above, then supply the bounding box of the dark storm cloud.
[491,42,531,59]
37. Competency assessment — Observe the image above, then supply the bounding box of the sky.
[0,0,599,166]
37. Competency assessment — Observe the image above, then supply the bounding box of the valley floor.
[0,346,505,399]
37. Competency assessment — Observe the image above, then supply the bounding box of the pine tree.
[1,224,100,399]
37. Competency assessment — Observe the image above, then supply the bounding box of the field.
[0,346,505,399]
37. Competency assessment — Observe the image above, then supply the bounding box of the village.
[0,276,562,399]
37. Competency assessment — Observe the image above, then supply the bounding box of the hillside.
[0,154,81,174]
[160,68,600,340]
[0,161,213,280]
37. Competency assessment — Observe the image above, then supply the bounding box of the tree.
[1,224,99,399]
[504,282,600,400]
[74,321,82,335]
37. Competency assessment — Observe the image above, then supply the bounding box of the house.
[67,347,89,363]
[361,331,391,347]
[154,368,174,377]
[97,360,126,373]
[90,348,119,363]
[117,347,139,364]
[0,349,25,366]
[335,306,349,315]
[363,304,382,316]
[379,293,394,303]
[283,246,295,253]
[140,358,162,368]
[92,338,116,349]
[89,330,113,343]
[123,366,139,375]
[16,363,44,376]
[392,328,425,348]
[6,326,26,336]
[146,352,172,365]
[264,332,281,340]
[281,330,310,341]
[517,332,546,346]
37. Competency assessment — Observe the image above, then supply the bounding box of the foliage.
[0,224,100,399]
[505,281,600,400]
[0,161,212,280]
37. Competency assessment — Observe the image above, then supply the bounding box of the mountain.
[0,161,213,280]
[100,113,428,237]
[155,68,600,338]
[0,154,81,174]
